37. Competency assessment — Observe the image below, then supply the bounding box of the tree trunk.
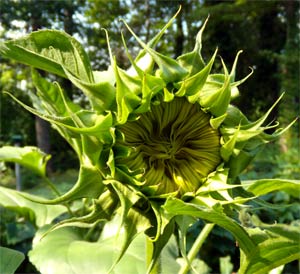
[31,11,53,173]
[35,117,52,155]
[174,0,184,57]
[62,3,75,99]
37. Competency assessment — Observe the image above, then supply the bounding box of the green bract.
[0,10,299,274]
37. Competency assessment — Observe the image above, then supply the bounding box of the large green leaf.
[0,30,93,82]
[0,186,66,227]
[163,197,256,256]
[242,179,300,198]
[101,182,152,272]
[239,218,300,274]
[29,222,180,274]
[0,146,50,177]
[0,247,25,274]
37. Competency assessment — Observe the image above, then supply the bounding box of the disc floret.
[118,97,221,196]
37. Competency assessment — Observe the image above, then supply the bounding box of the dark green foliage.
[0,1,299,273]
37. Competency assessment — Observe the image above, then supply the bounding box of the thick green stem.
[179,223,215,274]
[146,237,160,274]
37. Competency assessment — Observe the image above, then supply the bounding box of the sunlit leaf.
[0,186,66,227]
[23,165,104,205]
[242,179,300,198]
[220,256,234,274]
[29,221,179,274]
[0,247,25,274]
[239,218,300,274]
[163,197,256,256]
[0,146,50,177]
[0,30,93,82]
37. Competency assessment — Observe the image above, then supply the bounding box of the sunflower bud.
[1,10,295,273]
[117,97,221,196]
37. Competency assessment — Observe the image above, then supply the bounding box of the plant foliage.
[0,10,299,274]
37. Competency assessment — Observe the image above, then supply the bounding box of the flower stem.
[146,237,160,274]
[179,223,215,274]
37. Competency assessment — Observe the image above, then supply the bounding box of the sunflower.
[116,96,221,196]
[0,9,293,273]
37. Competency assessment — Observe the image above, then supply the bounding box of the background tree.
[278,0,300,152]
[0,0,85,172]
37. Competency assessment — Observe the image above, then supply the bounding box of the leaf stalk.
[179,223,215,274]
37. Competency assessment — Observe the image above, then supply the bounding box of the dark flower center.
[118,97,221,195]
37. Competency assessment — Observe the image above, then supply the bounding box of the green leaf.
[239,219,300,274]
[148,219,176,273]
[163,197,256,257]
[242,179,300,198]
[159,235,181,274]
[0,186,66,227]
[22,165,104,205]
[220,126,239,162]
[220,256,234,274]
[227,147,263,178]
[4,91,112,163]
[174,215,196,267]
[134,73,165,113]
[3,91,81,154]
[62,67,116,112]
[29,221,179,274]
[32,70,114,134]
[0,246,25,274]
[133,6,181,73]
[223,104,249,126]
[0,146,50,177]
[108,180,143,224]
[210,113,227,129]
[102,207,152,273]
[31,69,81,117]
[0,30,93,82]
[121,38,166,114]
[41,191,117,234]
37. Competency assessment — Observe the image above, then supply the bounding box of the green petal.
[176,49,217,99]
[114,61,141,124]
[199,60,231,116]
[177,17,209,76]
[121,19,188,83]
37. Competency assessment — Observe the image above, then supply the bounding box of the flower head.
[117,97,221,196]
